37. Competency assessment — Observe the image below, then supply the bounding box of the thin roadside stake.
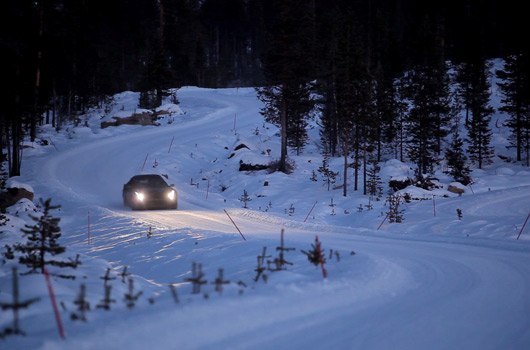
[168,136,175,153]
[48,137,59,151]
[87,210,91,244]
[304,200,318,222]
[141,152,149,172]
[224,209,246,241]
[516,210,530,240]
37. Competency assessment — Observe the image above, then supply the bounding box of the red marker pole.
[43,267,66,339]
[224,209,246,241]
[304,200,318,222]
[377,212,390,230]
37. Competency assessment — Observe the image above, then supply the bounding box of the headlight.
[168,190,176,200]
[135,192,145,201]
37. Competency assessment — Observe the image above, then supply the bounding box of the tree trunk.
[354,127,359,191]
[31,5,44,142]
[10,114,21,177]
[363,136,367,195]
[343,126,349,197]
[279,84,288,173]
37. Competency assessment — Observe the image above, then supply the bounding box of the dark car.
[123,174,178,210]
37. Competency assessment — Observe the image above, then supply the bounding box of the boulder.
[448,184,465,195]
[0,187,34,210]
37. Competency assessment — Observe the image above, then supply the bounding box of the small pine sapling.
[0,211,9,229]
[367,160,384,201]
[268,229,295,271]
[457,208,463,220]
[185,262,207,294]
[96,284,116,310]
[239,189,252,208]
[118,266,131,283]
[445,130,472,185]
[254,247,271,282]
[0,267,40,337]
[365,197,374,211]
[124,278,143,308]
[212,268,230,294]
[15,198,79,277]
[301,237,326,267]
[100,268,117,286]
[310,170,318,182]
[71,284,90,321]
[318,156,338,191]
[386,193,404,223]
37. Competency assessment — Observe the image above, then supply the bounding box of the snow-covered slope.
[1,80,530,349]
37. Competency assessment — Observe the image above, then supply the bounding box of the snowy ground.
[2,73,530,349]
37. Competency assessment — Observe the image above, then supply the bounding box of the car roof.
[131,174,164,180]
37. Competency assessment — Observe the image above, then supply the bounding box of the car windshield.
[133,176,167,186]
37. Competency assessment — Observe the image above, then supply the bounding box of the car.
[123,174,178,210]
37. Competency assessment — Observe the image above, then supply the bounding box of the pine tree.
[366,160,384,201]
[318,153,338,191]
[496,54,530,166]
[256,0,316,173]
[386,192,404,223]
[15,198,78,276]
[404,13,454,175]
[466,60,495,169]
[445,130,471,184]
[405,60,453,175]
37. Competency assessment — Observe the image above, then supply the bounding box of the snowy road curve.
[21,88,530,350]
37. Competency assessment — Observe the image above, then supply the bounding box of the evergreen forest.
[1,0,529,179]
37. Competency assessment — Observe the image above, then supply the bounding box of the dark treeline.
[1,0,529,179]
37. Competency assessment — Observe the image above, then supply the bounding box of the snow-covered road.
[13,87,530,349]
